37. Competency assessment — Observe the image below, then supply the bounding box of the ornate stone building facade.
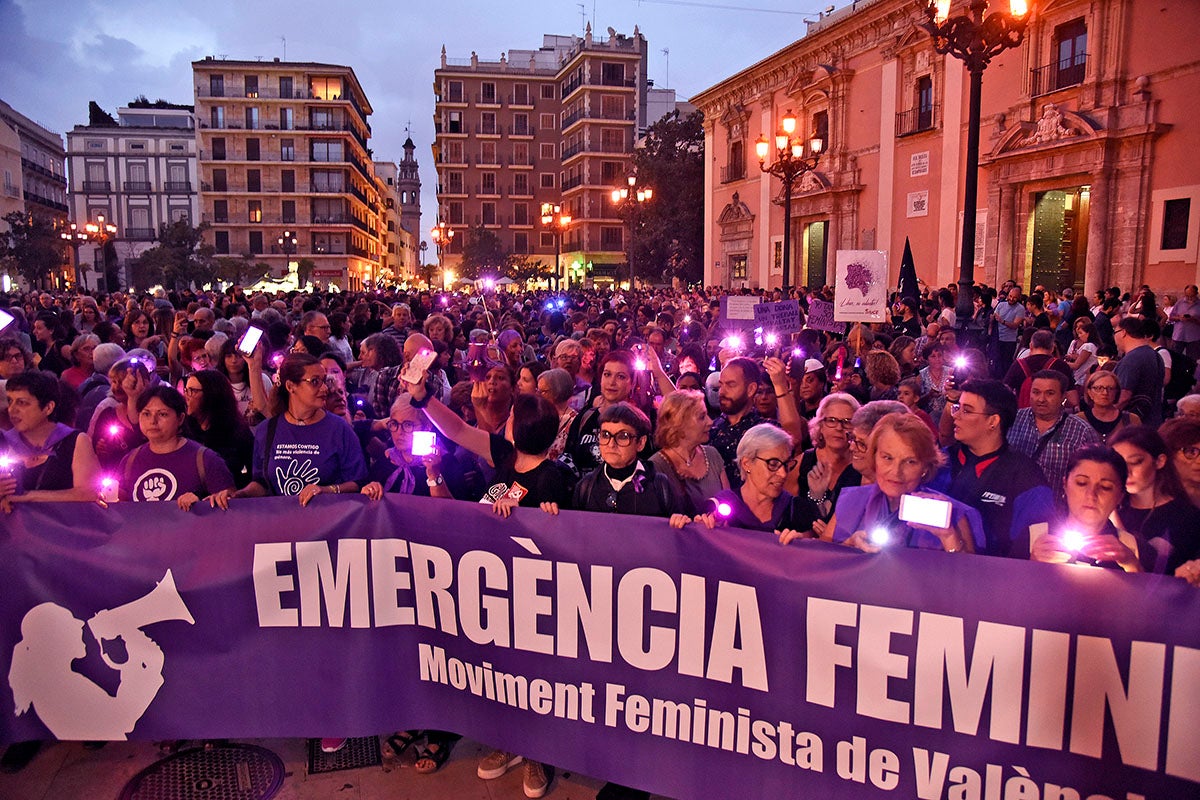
[692,0,1200,295]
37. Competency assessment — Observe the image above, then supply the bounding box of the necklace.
[288,408,321,426]
[673,444,699,467]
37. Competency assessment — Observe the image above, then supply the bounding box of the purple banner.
[2,497,1198,799]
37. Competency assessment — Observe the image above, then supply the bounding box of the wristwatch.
[426,474,444,487]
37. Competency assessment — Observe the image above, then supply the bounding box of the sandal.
[414,739,454,774]
[386,730,422,759]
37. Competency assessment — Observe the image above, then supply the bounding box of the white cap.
[803,358,827,375]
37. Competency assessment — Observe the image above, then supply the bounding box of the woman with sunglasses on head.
[208,353,365,510]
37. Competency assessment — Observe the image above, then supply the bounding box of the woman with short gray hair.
[538,367,577,461]
[703,423,815,542]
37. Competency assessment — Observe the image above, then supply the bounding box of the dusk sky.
[0,0,841,233]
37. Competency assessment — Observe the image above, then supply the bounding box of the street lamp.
[59,223,89,289]
[920,0,1033,331]
[540,202,572,289]
[610,173,652,289]
[755,110,823,294]
[277,229,297,284]
[430,220,454,290]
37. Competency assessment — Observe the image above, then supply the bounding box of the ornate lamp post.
[430,220,454,291]
[59,223,89,289]
[920,0,1033,329]
[755,111,822,294]
[540,202,572,289]
[610,173,652,289]
[277,229,297,284]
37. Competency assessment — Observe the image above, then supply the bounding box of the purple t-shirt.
[252,413,367,496]
[119,440,236,502]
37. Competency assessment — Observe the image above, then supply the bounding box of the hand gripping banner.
[2,496,1198,800]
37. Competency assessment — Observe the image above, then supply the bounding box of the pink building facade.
[691,0,1200,296]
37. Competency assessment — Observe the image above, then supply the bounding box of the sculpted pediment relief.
[994,103,1100,154]
[717,192,755,226]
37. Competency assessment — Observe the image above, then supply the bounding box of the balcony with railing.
[562,75,583,99]
[81,181,111,193]
[21,158,67,185]
[24,192,68,212]
[508,124,535,137]
[165,181,193,193]
[895,104,939,137]
[720,163,746,183]
[561,108,585,129]
[124,181,153,193]
[1030,53,1088,97]
[125,228,157,241]
[562,174,585,191]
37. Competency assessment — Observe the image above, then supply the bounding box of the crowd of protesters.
[2,277,1200,797]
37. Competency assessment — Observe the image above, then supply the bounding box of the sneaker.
[523,759,549,798]
[477,749,523,779]
[320,738,347,754]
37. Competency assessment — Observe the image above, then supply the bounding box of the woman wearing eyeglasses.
[1075,370,1139,443]
[818,413,984,554]
[846,400,910,485]
[797,393,861,524]
[182,370,254,487]
[208,353,365,509]
[558,402,689,523]
[708,423,816,542]
[360,394,465,500]
[1160,417,1200,508]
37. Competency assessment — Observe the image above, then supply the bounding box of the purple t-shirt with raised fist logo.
[119,440,236,502]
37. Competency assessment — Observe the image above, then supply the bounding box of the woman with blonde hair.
[649,389,728,515]
[807,413,984,553]
[798,392,861,524]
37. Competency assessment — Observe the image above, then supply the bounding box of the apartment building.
[66,103,198,290]
[693,0,1200,294]
[192,58,382,290]
[433,26,650,286]
[0,98,68,222]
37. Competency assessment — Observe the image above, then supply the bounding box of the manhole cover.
[118,743,285,800]
[305,736,382,774]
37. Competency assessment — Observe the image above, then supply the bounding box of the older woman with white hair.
[536,367,578,461]
[708,423,815,541]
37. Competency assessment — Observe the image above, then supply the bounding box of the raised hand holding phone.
[400,348,437,385]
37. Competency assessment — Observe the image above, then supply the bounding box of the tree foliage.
[457,226,506,281]
[0,212,65,289]
[629,110,705,284]
[216,255,273,287]
[295,258,317,289]
[506,254,555,286]
[129,220,216,290]
[88,101,118,128]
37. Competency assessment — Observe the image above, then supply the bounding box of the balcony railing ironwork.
[1030,53,1088,97]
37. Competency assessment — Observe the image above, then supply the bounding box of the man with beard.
[709,357,767,489]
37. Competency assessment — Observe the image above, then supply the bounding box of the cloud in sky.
[1,0,822,233]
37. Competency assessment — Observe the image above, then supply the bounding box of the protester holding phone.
[1031,446,1143,572]
[821,413,983,553]
[0,371,101,513]
[361,394,463,500]
[217,334,272,422]
[88,357,152,470]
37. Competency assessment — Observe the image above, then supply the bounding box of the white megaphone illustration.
[9,569,195,740]
[88,570,195,670]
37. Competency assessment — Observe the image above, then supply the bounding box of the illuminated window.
[310,77,345,101]
[248,200,262,223]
